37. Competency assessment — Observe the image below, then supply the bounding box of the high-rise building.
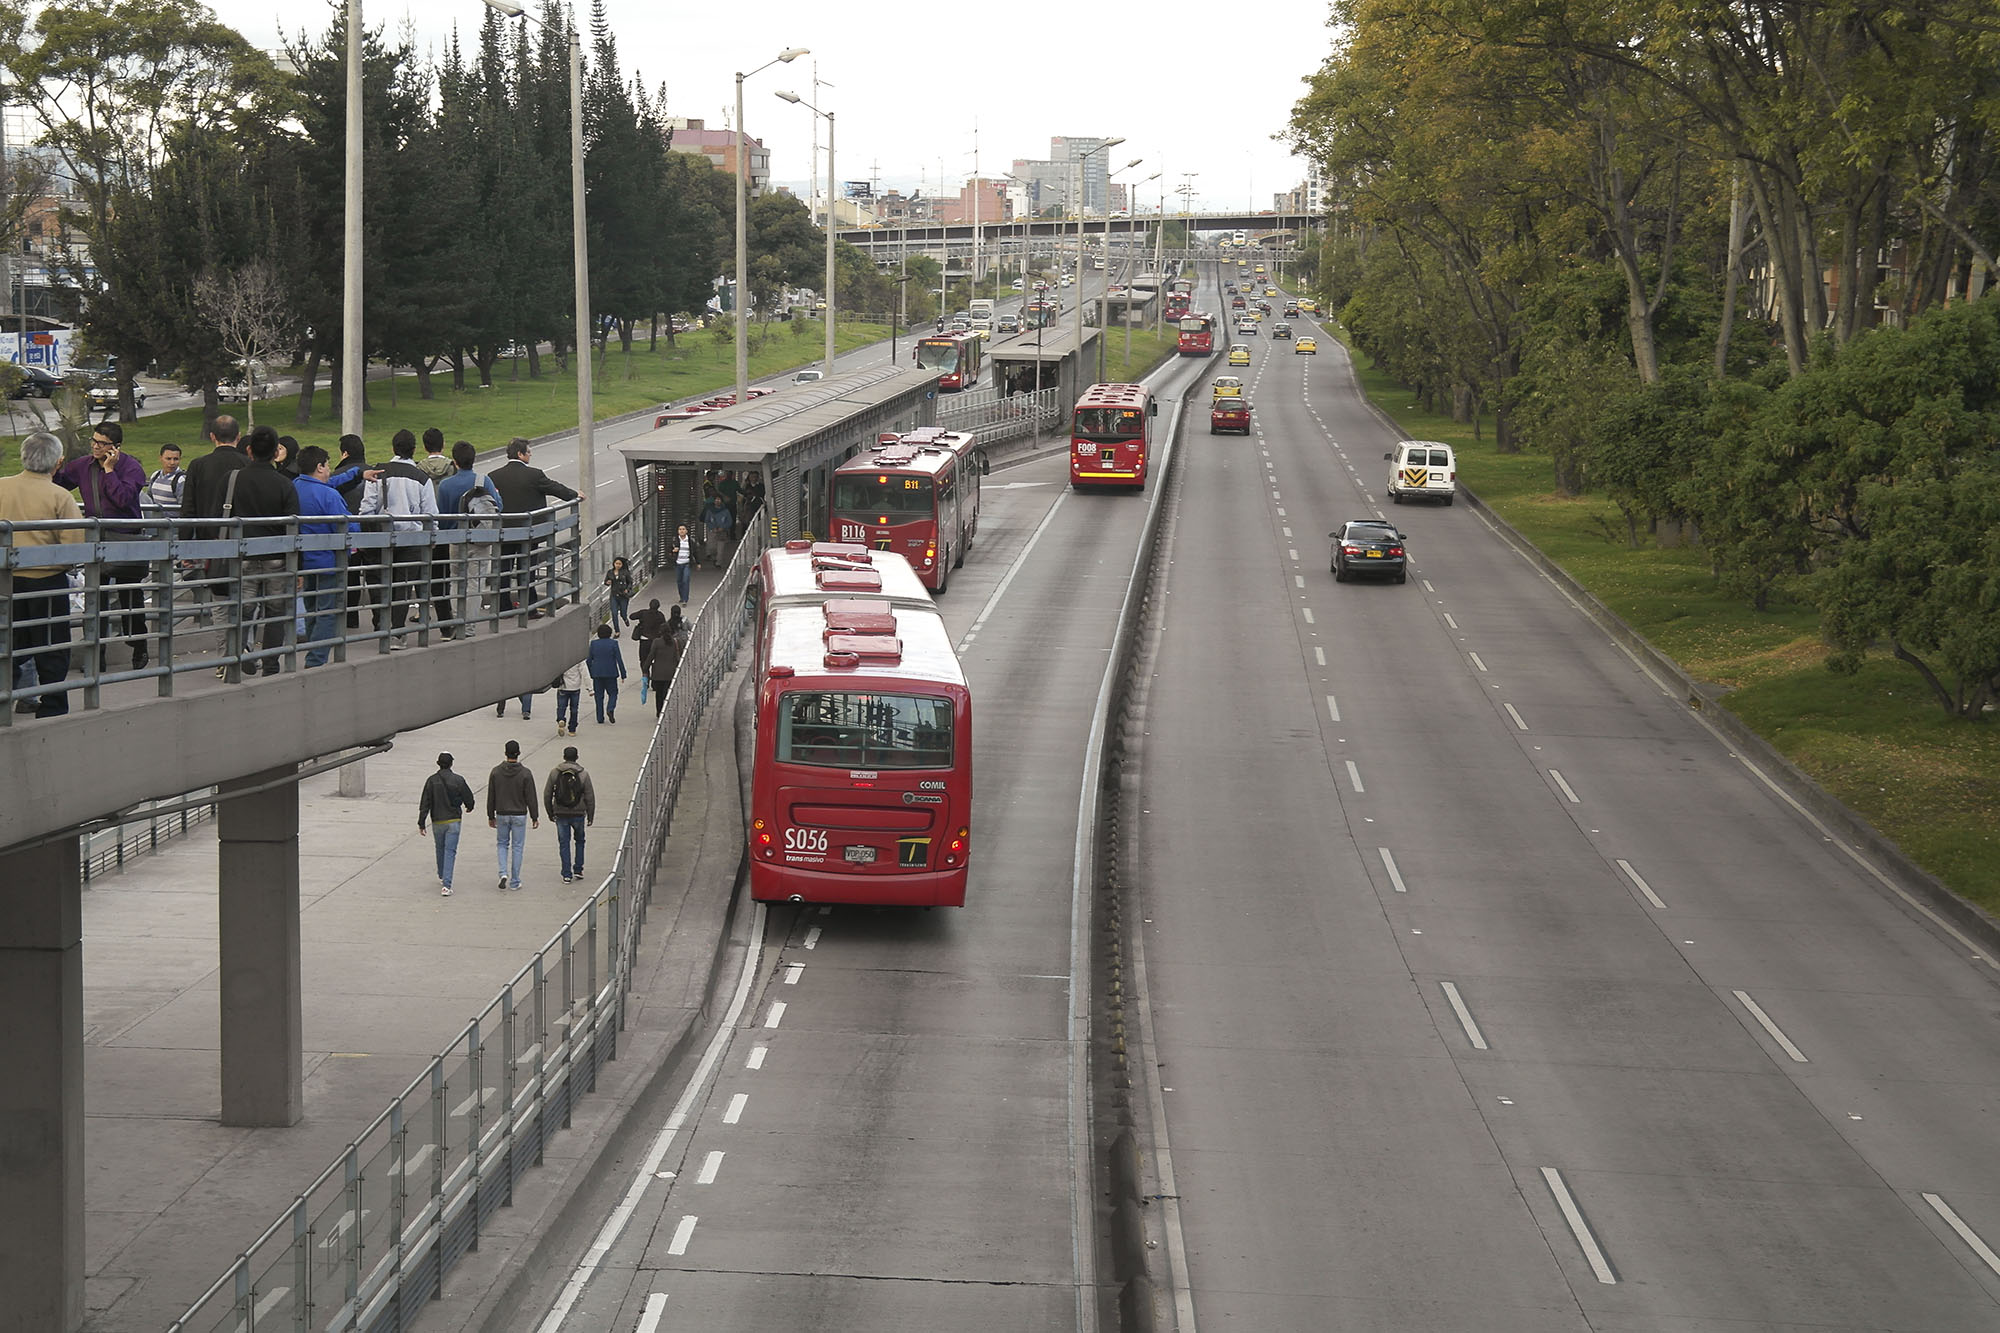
[1050,136,1117,215]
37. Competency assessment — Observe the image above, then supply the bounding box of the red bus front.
[829,470,948,590]
[914,334,978,390]
[1070,392,1152,490]
[1177,314,1215,356]
[751,667,971,908]
[1164,292,1191,322]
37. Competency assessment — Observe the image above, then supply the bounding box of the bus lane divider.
[1438,981,1490,1051]
[1615,859,1667,910]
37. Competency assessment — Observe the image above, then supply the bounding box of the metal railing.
[80,793,216,882]
[939,385,1061,446]
[166,528,761,1333]
[1,503,583,721]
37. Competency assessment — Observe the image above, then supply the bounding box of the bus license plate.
[844,845,877,864]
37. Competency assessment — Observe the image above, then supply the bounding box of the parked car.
[86,380,146,409]
[8,365,66,398]
[219,359,277,400]
[1330,519,1408,584]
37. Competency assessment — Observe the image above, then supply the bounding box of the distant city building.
[1050,136,1117,215]
[665,117,771,195]
[932,178,1011,225]
[1011,158,1069,215]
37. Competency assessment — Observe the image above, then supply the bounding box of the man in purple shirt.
[53,421,152,670]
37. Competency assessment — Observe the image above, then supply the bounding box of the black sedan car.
[1330,519,1408,583]
[9,365,66,398]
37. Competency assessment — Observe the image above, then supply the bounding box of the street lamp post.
[1071,138,1124,388]
[1099,157,1145,382]
[342,0,363,437]
[735,47,809,406]
[487,0,596,539]
[775,89,835,378]
[1124,171,1159,375]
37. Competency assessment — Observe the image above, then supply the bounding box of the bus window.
[1074,407,1146,439]
[833,474,933,514]
[777,692,955,769]
[914,341,959,371]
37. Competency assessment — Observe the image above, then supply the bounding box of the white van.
[1384,440,1457,505]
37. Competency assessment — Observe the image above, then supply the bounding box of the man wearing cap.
[416,752,478,896]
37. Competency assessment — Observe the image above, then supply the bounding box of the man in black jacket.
[180,415,248,633]
[335,434,383,629]
[232,426,302,676]
[488,438,578,615]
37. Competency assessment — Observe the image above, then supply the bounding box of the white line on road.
[1540,1168,1617,1284]
[803,926,821,949]
[1616,859,1667,910]
[745,1046,766,1070]
[1503,702,1528,731]
[783,964,803,985]
[1345,760,1364,793]
[1549,770,1581,803]
[1732,989,1809,1062]
[1325,694,1341,722]
[1443,612,1459,629]
[1288,548,1299,561]
[532,900,768,1333]
[723,1092,748,1123]
[1302,608,1315,624]
[1294,574,1305,588]
[764,1001,785,1028]
[1439,981,1489,1050]
[666,1216,698,1257]
[1314,646,1326,666]
[697,1151,724,1185]
[1379,847,1408,894]
[959,487,1070,652]
[1923,1193,2000,1278]
[635,1293,668,1333]
[1468,651,1489,672]
[1282,526,1291,537]
[1423,580,1436,593]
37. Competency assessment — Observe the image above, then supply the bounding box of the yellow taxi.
[1210,375,1245,398]
[1250,308,1264,321]
[1265,286,1279,297]
[1295,336,1318,355]
[1299,299,1318,314]
[1227,345,1252,367]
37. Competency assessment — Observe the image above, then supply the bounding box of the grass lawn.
[1336,333,2000,916]
[1101,325,1180,384]
[0,321,897,478]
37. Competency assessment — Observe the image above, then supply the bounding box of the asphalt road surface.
[1127,264,2000,1329]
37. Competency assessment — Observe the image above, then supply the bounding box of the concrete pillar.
[0,840,85,1333]
[218,764,303,1127]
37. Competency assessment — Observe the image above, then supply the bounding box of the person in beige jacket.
[0,432,84,717]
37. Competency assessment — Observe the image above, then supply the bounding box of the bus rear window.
[1074,407,1146,440]
[777,692,954,769]
[833,474,932,514]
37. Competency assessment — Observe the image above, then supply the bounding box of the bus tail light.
[923,545,936,567]
[754,818,772,847]
[944,826,968,866]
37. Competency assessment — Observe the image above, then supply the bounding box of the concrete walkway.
[76,569,732,1332]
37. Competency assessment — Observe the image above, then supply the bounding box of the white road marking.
[1549,770,1581,803]
[1439,981,1489,1050]
[635,1293,668,1333]
[1288,548,1299,561]
[803,926,821,949]
[1503,703,1527,731]
[1276,507,1286,516]
[723,1093,748,1123]
[1345,760,1364,792]
[1379,847,1408,894]
[745,1045,766,1070]
[1294,575,1305,588]
[1732,989,1808,1062]
[666,1215,698,1257]
[1541,1168,1617,1284]
[696,1151,724,1185]
[1616,859,1667,910]
[1282,526,1291,537]
[1423,580,1436,593]
[1325,693,1341,723]
[783,964,803,985]
[1301,608,1314,624]
[532,901,767,1333]
[959,487,1070,651]
[1923,1194,2000,1278]
[1314,647,1326,666]
[1443,612,1459,629]
[764,1001,785,1028]
[1468,652,1489,672]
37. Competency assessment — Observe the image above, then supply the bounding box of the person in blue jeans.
[542,746,597,884]
[674,523,693,604]
[603,556,635,628]
[586,622,626,723]
[486,739,540,891]
[416,752,477,896]
[292,445,375,667]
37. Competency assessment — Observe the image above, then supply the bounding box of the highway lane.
[1129,280,2000,1327]
[512,332,1207,1330]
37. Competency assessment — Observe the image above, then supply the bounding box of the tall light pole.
[1071,138,1124,388]
[341,0,363,437]
[776,89,836,378]
[735,47,809,405]
[487,0,596,538]
[1098,157,1144,382]
[1123,171,1159,376]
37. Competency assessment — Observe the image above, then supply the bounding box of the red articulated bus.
[913,329,985,391]
[828,427,984,593]
[1177,312,1217,357]
[750,595,971,907]
[752,540,936,672]
[1070,382,1158,491]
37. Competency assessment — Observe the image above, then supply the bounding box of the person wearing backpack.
[542,745,596,884]
[438,441,502,616]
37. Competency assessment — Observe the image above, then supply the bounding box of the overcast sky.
[206,0,1334,211]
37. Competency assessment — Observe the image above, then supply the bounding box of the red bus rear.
[751,600,971,907]
[913,330,984,390]
[827,427,983,593]
[1177,313,1216,356]
[1163,290,1191,322]
[1070,382,1156,491]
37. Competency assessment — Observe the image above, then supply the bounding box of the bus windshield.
[914,341,960,371]
[777,691,954,769]
[832,473,933,514]
[1074,407,1146,440]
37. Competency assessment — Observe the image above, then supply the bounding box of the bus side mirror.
[981,455,991,475]
[1149,401,1159,417]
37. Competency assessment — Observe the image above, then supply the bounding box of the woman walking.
[603,555,635,629]
[651,605,689,716]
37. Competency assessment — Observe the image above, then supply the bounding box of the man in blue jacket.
[293,445,376,667]
[586,622,626,723]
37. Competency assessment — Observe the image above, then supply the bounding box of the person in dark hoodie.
[486,738,539,891]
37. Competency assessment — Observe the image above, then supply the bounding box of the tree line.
[0,0,909,423]
[1290,0,2000,718]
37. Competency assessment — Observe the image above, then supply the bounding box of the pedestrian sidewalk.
[76,571,722,1332]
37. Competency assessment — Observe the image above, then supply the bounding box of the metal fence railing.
[1,502,582,722]
[80,793,217,882]
[940,385,1062,447]
[166,527,761,1333]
